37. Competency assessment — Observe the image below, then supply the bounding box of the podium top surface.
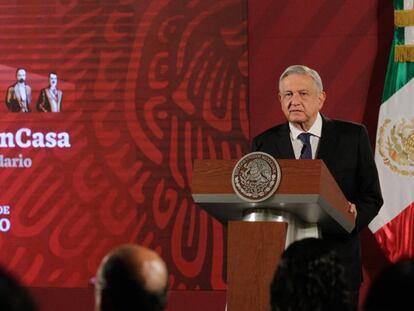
[191,159,355,234]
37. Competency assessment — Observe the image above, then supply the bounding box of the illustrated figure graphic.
[37,72,62,112]
[6,68,32,112]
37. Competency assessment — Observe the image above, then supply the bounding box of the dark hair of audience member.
[0,266,36,311]
[270,238,352,311]
[364,258,414,311]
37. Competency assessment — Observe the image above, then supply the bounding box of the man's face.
[16,69,26,83]
[279,74,326,130]
[49,74,58,88]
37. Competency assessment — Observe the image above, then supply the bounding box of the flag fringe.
[395,45,414,62]
[395,10,414,27]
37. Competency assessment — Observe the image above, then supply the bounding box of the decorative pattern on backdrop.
[0,0,248,289]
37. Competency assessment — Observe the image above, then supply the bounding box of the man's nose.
[290,92,301,104]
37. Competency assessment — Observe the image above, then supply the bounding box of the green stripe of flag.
[395,0,404,10]
[382,0,414,103]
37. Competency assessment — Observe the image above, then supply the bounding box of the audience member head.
[0,265,36,311]
[270,238,352,311]
[95,244,168,311]
[364,258,414,311]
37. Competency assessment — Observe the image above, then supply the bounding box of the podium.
[191,159,355,311]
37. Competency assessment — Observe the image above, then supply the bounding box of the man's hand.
[348,202,357,219]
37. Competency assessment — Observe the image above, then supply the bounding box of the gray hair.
[279,65,323,92]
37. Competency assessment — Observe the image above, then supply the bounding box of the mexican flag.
[369,0,414,261]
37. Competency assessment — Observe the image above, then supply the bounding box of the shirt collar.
[289,113,322,139]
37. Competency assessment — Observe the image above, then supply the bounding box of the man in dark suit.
[252,65,383,308]
[5,68,32,112]
[37,72,63,112]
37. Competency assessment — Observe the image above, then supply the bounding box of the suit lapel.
[317,116,337,165]
[26,85,30,104]
[14,85,22,102]
[274,123,295,159]
[264,118,337,161]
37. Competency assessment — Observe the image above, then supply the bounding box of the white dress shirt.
[289,113,322,159]
[17,83,27,102]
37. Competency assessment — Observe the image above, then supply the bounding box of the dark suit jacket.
[36,88,63,112]
[6,84,32,112]
[252,116,383,289]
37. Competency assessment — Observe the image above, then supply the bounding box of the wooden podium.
[191,159,355,311]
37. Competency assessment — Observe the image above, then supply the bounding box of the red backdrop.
[0,0,247,292]
[249,0,392,140]
[0,1,394,310]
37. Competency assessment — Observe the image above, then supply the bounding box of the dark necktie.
[298,132,312,159]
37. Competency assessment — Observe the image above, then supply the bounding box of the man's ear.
[318,91,326,110]
[278,92,283,104]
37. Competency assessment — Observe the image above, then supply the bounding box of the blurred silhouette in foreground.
[95,244,169,311]
[364,258,414,311]
[0,265,36,311]
[270,238,353,311]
